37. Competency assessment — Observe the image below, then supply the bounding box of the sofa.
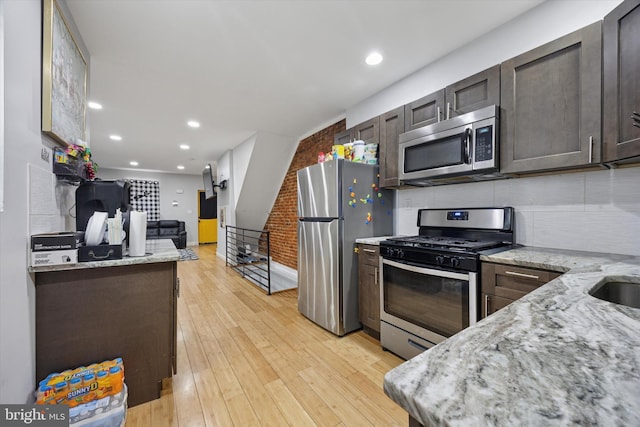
[146,220,187,249]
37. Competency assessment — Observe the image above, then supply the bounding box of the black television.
[203,165,215,199]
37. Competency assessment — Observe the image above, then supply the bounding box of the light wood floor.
[125,244,406,426]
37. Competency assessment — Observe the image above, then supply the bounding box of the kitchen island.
[384,246,640,426]
[30,239,180,407]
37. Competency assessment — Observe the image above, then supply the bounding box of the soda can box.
[31,249,78,267]
[31,232,81,251]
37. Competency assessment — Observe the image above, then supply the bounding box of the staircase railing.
[225,225,271,295]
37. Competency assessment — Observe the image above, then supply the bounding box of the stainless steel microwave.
[399,105,498,185]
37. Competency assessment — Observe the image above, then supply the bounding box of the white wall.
[97,168,202,246]
[232,134,255,209]
[215,151,234,259]
[216,131,298,259]
[235,131,297,231]
[348,0,623,126]
[0,0,83,403]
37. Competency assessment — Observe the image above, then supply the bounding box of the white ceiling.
[66,0,544,176]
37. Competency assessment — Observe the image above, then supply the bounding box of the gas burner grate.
[387,236,503,251]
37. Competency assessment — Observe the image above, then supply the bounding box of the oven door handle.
[382,258,471,281]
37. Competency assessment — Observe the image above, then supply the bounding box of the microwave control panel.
[474,125,494,162]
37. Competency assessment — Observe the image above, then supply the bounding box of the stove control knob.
[450,257,460,268]
[397,249,405,258]
[436,256,445,264]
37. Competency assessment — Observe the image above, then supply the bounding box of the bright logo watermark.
[0,405,68,426]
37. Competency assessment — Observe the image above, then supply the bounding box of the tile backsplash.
[395,167,640,256]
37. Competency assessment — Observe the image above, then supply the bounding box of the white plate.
[85,212,108,246]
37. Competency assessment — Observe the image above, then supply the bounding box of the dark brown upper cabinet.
[352,116,380,144]
[404,89,445,131]
[334,129,353,146]
[603,0,640,163]
[379,106,405,188]
[445,65,500,118]
[500,22,602,174]
[404,66,501,132]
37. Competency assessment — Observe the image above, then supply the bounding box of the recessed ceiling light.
[177,165,185,170]
[365,51,383,66]
[179,144,190,150]
[109,135,122,141]
[88,101,103,110]
[130,161,139,166]
[187,120,200,128]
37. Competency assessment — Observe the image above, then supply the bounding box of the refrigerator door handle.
[299,217,340,222]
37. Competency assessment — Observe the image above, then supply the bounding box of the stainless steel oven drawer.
[381,321,436,360]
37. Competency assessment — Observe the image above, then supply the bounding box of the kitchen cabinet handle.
[362,248,376,253]
[588,136,593,163]
[374,267,378,286]
[463,128,472,164]
[446,102,451,120]
[437,106,442,123]
[408,339,429,352]
[484,294,490,318]
[505,270,540,280]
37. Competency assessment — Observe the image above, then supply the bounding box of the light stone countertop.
[384,246,640,426]
[355,236,401,245]
[29,239,179,273]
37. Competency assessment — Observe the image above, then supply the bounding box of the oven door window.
[383,262,469,338]
[404,132,466,172]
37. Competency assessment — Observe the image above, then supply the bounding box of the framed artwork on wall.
[42,0,87,146]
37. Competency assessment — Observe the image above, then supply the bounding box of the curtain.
[127,179,160,221]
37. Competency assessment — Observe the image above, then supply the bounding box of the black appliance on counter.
[75,180,131,234]
[379,207,515,360]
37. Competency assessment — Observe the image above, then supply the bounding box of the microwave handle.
[463,128,472,164]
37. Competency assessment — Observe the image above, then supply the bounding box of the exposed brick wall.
[264,120,346,269]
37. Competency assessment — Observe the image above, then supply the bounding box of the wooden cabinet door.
[353,116,380,144]
[404,89,445,131]
[500,22,602,174]
[445,65,500,118]
[603,0,640,162]
[334,129,353,146]
[480,293,514,319]
[379,106,404,188]
[358,244,380,335]
[481,262,561,319]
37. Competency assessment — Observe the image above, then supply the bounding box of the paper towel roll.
[129,211,147,257]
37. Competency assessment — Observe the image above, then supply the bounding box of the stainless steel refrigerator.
[297,160,394,336]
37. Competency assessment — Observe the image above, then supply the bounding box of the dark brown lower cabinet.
[358,244,380,339]
[481,263,561,319]
[35,261,178,407]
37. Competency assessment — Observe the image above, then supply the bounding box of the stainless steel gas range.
[379,207,515,360]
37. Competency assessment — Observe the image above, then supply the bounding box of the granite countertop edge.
[355,236,400,245]
[29,239,180,272]
[384,246,640,426]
